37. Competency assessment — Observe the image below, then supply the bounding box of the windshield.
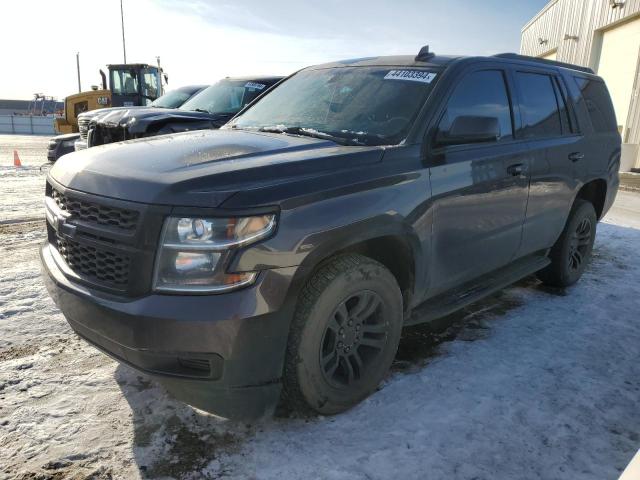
[227,67,438,146]
[179,80,269,115]
[111,69,139,96]
[151,88,199,108]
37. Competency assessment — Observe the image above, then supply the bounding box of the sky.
[1,0,549,100]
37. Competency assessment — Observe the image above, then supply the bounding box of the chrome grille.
[78,117,90,140]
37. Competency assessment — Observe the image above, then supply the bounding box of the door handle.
[507,163,524,176]
[568,152,585,162]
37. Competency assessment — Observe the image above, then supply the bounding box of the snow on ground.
[0,134,50,223]
[1,134,639,479]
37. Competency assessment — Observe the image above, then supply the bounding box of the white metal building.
[521,0,640,171]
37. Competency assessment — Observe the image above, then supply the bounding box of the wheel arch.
[575,178,607,219]
[287,219,423,317]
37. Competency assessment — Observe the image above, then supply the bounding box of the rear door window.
[573,77,618,134]
[515,72,564,138]
[436,70,514,143]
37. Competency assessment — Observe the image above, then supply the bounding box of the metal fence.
[0,115,55,135]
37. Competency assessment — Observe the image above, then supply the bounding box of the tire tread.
[281,253,391,415]
[537,198,596,287]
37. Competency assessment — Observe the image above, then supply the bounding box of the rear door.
[426,66,531,294]
[512,68,584,257]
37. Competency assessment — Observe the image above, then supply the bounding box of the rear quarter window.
[573,77,618,134]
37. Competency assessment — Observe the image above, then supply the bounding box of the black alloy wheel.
[282,254,403,415]
[568,217,593,272]
[320,291,388,388]
[537,199,597,287]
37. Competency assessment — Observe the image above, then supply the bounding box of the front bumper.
[47,137,78,162]
[40,242,297,419]
[74,138,87,152]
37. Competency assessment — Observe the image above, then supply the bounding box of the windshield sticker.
[384,70,437,84]
[245,82,267,90]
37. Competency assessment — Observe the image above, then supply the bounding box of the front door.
[426,68,531,294]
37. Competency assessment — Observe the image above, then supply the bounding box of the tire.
[282,254,403,415]
[537,199,597,288]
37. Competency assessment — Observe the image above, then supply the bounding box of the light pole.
[120,0,127,64]
[76,52,81,93]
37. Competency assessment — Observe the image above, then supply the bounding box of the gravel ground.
[0,134,639,480]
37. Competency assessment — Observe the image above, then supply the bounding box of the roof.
[221,76,285,83]
[521,0,558,31]
[0,98,64,113]
[492,53,595,74]
[305,52,594,76]
[0,99,33,110]
[107,63,156,69]
[309,55,462,70]
[173,84,209,92]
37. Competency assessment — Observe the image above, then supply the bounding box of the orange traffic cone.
[13,150,22,167]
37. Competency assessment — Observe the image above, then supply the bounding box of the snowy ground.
[1,134,639,480]
[0,134,50,223]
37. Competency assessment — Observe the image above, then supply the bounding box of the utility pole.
[120,0,127,63]
[156,56,163,95]
[76,52,81,93]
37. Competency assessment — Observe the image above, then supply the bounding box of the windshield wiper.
[257,126,352,145]
[191,108,210,113]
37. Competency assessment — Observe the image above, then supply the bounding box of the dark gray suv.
[41,47,620,419]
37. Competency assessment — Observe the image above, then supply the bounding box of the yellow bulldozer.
[55,63,165,134]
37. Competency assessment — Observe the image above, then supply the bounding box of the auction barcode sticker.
[245,82,267,90]
[384,70,437,84]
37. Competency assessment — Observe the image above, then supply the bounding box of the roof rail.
[492,53,595,74]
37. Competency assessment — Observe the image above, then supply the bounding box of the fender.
[231,212,426,306]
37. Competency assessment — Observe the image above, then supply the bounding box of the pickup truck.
[46,85,207,161]
[83,76,282,148]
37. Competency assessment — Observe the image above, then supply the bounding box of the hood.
[80,106,132,122]
[93,107,232,134]
[52,132,81,142]
[49,129,383,207]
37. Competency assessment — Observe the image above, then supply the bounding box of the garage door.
[540,50,557,61]
[597,17,640,140]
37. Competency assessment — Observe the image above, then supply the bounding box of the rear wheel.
[537,199,597,288]
[282,254,403,415]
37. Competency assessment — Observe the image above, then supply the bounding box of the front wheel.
[537,199,597,288]
[282,254,403,415]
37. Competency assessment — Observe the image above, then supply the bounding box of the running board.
[405,254,550,326]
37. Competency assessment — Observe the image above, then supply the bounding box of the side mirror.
[436,115,500,146]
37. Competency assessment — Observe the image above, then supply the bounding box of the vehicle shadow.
[392,275,573,374]
[113,221,639,478]
[112,275,564,478]
[114,364,246,479]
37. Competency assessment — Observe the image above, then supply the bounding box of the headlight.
[153,214,276,293]
[62,139,77,148]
